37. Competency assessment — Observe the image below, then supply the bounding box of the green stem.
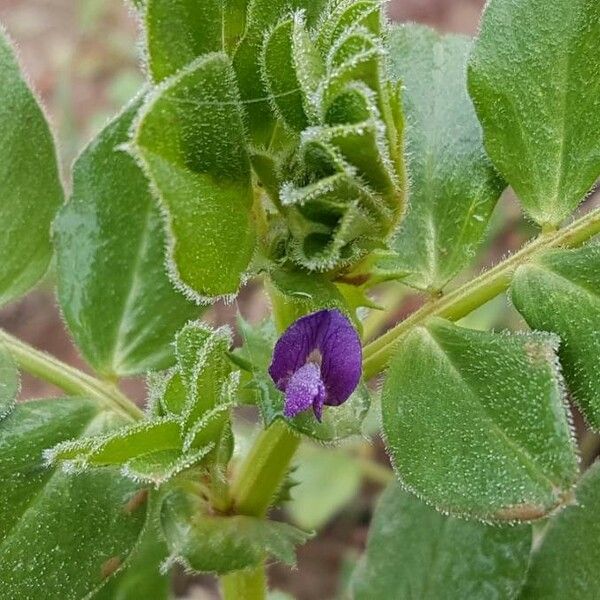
[363,206,600,378]
[0,328,143,420]
[221,567,267,600]
[231,420,301,517]
[223,421,299,600]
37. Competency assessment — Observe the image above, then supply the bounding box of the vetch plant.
[0,0,600,598]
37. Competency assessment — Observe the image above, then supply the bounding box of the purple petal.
[269,309,362,413]
[283,362,326,419]
[269,310,330,390]
[318,310,362,406]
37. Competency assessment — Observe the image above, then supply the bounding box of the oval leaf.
[54,98,200,378]
[135,54,256,301]
[520,463,600,599]
[0,30,64,306]
[383,25,505,291]
[468,0,600,227]
[382,318,578,521]
[512,244,600,430]
[352,483,531,599]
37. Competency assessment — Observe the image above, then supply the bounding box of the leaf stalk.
[363,206,600,378]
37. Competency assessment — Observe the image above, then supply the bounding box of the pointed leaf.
[511,245,600,429]
[161,488,311,574]
[174,322,233,428]
[520,463,600,599]
[135,54,256,301]
[0,30,64,306]
[232,0,327,144]
[261,13,323,131]
[383,25,505,291]
[0,399,147,598]
[468,0,600,227]
[352,483,531,599]
[54,98,200,378]
[382,318,578,521]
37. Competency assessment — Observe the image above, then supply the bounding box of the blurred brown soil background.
[0,1,491,599]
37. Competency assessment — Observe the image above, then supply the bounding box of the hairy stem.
[0,329,143,420]
[363,206,600,378]
[231,420,301,517]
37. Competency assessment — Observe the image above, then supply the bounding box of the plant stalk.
[0,328,143,420]
[221,567,267,600]
[363,206,600,378]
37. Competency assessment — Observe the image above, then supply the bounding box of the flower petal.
[318,311,362,406]
[269,309,362,415]
[283,362,326,419]
[269,310,331,390]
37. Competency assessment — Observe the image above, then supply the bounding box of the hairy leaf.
[0,30,64,306]
[520,463,600,599]
[0,399,147,598]
[512,244,600,429]
[383,25,505,291]
[269,268,352,330]
[54,98,199,378]
[145,0,246,82]
[135,53,256,301]
[468,0,600,227]
[382,318,578,521]
[232,0,327,144]
[352,483,531,599]
[261,13,323,131]
[94,497,170,600]
[0,345,19,420]
[161,488,311,574]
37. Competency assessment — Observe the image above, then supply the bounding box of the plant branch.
[0,329,143,420]
[363,206,600,378]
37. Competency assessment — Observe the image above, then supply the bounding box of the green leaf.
[232,0,327,145]
[287,445,361,530]
[352,483,531,599]
[382,25,505,291]
[268,268,353,330]
[0,344,19,419]
[468,0,600,227]
[511,244,600,430]
[145,0,246,82]
[520,463,600,599]
[49,417,214,487]
[0,398,148,598]
[54,97,200,378]
[94,496,170,600]
[174,321,234,427]
[161,488,311,574]
[135,53,256,301]
[261,12,323,131]
[0,30,64,306]
[382,318,578,521]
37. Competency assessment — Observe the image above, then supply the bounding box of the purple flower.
[269,309,362,421]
